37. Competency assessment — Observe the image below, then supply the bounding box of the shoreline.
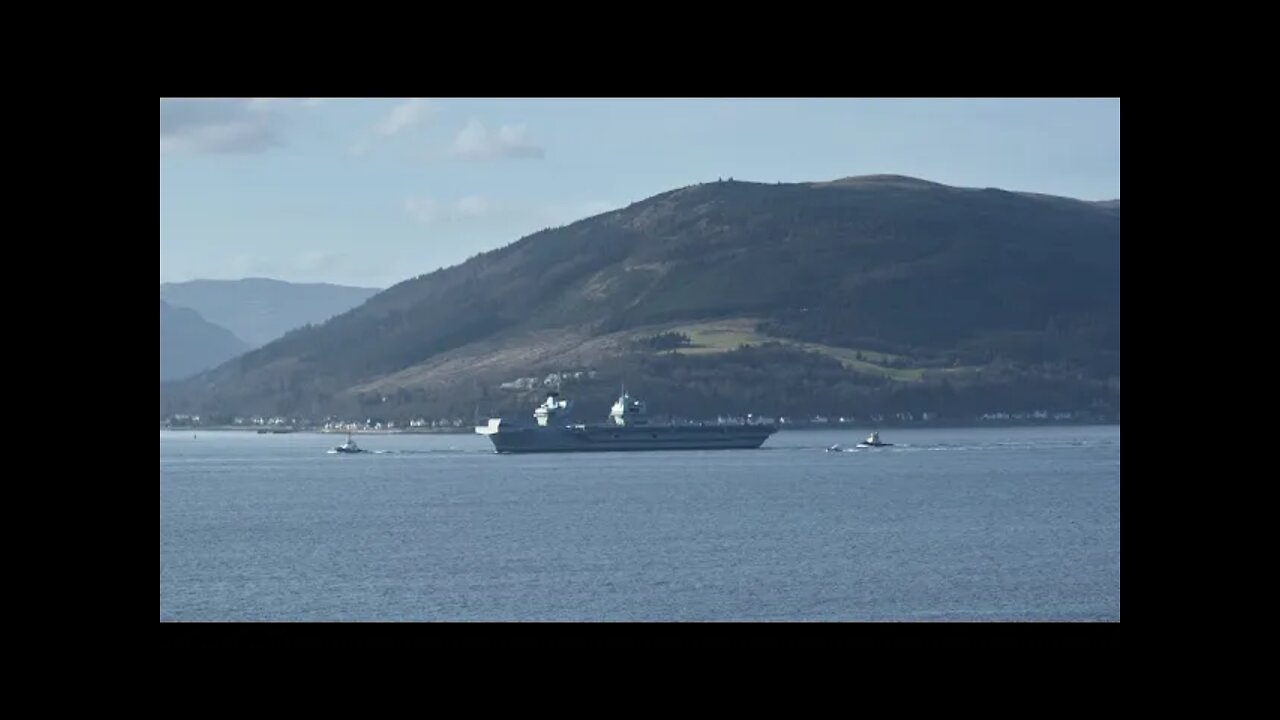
[162,420,1120,435]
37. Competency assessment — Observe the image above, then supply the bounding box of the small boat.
[855,431,893,448]
[332,433,364,454]
[827,443,844,452]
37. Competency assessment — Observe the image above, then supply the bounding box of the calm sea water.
[160,426,1119,621]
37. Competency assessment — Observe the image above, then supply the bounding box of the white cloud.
[451,120,544,160]
[454,195,491,218]
[160,121,278,154]
[375,98,432,137]
[404,197,441,224]
[160,98,324,155]
[160,99,282,154]
[404,195,500,225]
[346,99,435,157]
[245,98,287,111]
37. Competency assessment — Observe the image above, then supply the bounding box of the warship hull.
[484,424,776,453]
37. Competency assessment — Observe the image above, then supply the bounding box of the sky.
[160,98,1120,289]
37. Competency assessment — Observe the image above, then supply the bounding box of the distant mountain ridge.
[159,300,250,382]
[161,175,1120,422]
[159,278,381,347]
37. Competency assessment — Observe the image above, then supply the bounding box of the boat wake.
[326,448,472,456]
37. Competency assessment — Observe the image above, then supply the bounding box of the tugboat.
[476,388,777,454]
[856,431,893,448]
[331,433,364,454]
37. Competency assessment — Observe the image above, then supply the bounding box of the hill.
[159,278,381,347]
[160,175,1120,424]
[159,300,250,382]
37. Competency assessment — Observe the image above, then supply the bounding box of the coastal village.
[162,363,1113,431]
[162,408,1104,432]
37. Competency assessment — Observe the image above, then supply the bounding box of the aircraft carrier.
[475,390,777,453]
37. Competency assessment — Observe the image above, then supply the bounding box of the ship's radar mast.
[533,391,573,426]
[609,388,649,426]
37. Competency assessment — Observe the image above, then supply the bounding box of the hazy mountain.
[160,300,250,382]
[161,175,1120,422]
[159,278,381,347]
